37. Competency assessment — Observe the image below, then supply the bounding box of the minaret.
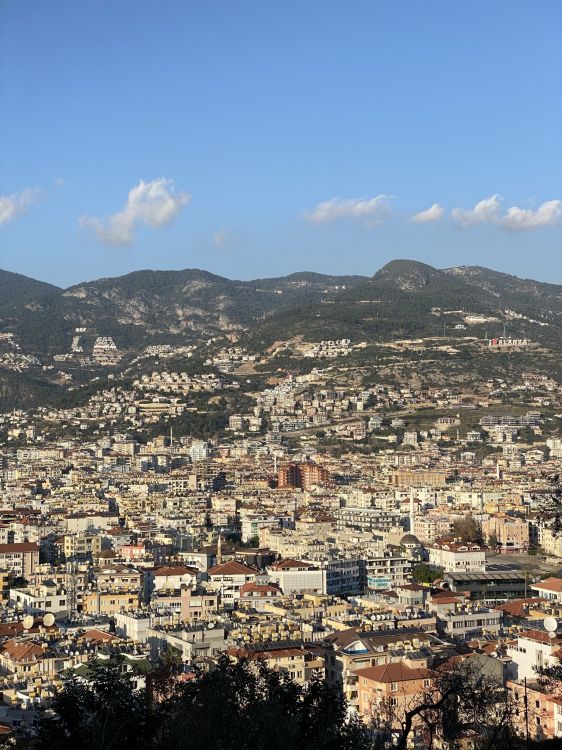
[409,488,416,534]
[216,532,223,566]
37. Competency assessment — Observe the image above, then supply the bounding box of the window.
[391,682,398,692]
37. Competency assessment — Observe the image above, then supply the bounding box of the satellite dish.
[207,622,215,629]
[43,613,55,627]
[544,616,558,634]
[22,615,34,630]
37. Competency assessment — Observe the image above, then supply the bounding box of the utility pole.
[66,559,78,622]
[524,677,530,750]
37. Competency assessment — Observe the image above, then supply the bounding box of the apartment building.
[207,560,258,606]
[9,584,68,620]
[365,554,411,592]
[356,662,434,725]
[144,565,199,601]
[428,540,485,573]
[482,514,529,553]
[277,461,329,490]
[83,590,140,615]
[0,543,39,578]
[64,533,102,560]
[267,559,323,595]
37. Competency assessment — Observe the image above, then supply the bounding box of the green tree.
[373,659,518,750]
[452,514,483,543]
[411,563,442,585]
[30,654,372,750]
[33,657,157,750]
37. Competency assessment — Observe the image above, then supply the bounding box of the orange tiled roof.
[532,577,562,593]
[1,639,43,663]
[208,560,258,576]
[493,598,545,618]
[519,629,562,645]
[239,582,282,597]
[355,662,434,684]
[153,565,198,577]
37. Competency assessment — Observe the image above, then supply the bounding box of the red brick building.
[277,462,329,490]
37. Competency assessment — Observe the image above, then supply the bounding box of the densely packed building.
[0,360,561,745]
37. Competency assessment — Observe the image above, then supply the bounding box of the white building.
[9,584,68,620]
[428,541,485,573]
[267,559,323,595]
[189,441,208,462]
[506,629,562,680]
[365,554,411,591]
[531,577,562,604]
[207,560,258,606]
[144,565,199,601]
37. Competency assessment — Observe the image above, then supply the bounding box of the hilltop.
[0,260,560,410]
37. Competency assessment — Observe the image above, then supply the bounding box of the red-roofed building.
[428,540,485,573]
[0,639,44,677]
[0,543,39,578]
[239,581,284,610]
[493,597,545,622]
[531,577,562,604]
[506,629,562,680]
[355,662,435,726]
[207,561,258,606]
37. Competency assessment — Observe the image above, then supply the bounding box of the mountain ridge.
[2,259,561,298]
[0,259,560,411]
[0,260,560,357]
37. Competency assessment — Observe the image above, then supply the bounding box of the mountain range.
[1,260,561,357]
[0,260,561,410]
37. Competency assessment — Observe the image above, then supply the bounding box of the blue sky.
[1,0,561,287]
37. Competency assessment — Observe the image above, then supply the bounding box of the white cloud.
[451,194,562,231]
[0,187,40,226]
[54,177,65,188]
[451,194,502,226]
[304,194,392,226]
[213,228,229,248]
[501,200,562,231]
[410,203,444,223]
[80,177,191,245]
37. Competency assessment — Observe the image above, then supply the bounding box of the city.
[1,1,561,748]
[0,263,561,746]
